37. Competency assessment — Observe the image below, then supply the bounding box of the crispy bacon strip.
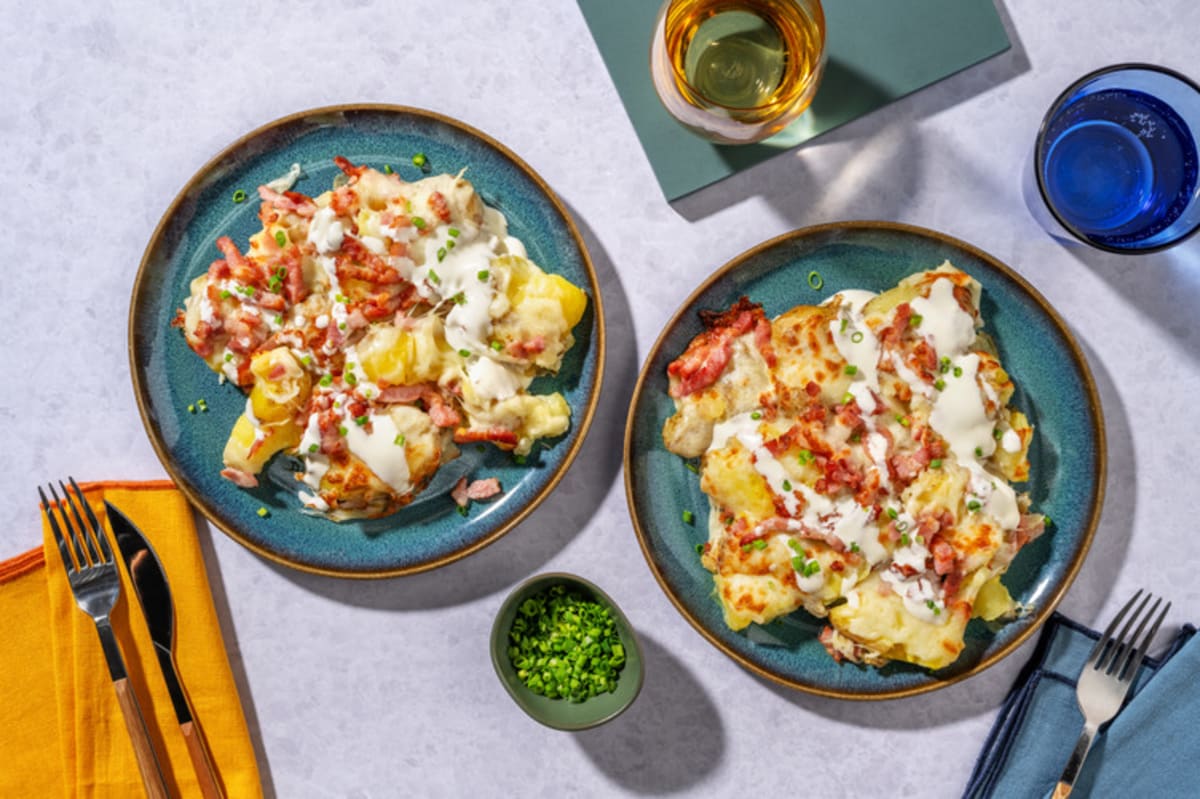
[454,427,520,448]
[256,185,317,217]
[667,297,767,398]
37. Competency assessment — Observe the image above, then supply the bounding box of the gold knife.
[107,501,225,799]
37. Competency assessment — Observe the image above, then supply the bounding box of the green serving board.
[579,0,1010,200]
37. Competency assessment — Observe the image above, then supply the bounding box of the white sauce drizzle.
[307,207,345,255]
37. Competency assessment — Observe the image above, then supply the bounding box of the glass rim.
[1033,62,1200,254]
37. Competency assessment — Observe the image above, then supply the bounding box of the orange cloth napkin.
[0,480,262,797]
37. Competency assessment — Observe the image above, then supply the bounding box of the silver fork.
[1052,589,1170,798]
[40,478,170,799]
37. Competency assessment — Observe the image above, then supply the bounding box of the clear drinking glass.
[1033,63,1200,253]
[650,0,826,145]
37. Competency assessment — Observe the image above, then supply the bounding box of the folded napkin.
[964,611,1199,798]
[0,480,262,797]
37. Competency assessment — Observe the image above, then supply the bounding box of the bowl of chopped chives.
[490,572,644,730]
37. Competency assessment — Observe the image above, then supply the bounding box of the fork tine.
[47,483,90,569]
[1107,595,1161,676]
[59,479,101,566]
[39,485,77,574]
[68,477,113,564]
[1116,599,1171,683]
[1088,589,1141,667]
[1101,591,1154,674]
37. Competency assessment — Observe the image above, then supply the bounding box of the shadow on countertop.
[574,634,725,793]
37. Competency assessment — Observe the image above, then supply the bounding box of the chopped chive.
[840,319,849,333]
[457,504,469,517]
[338,425,348,436]
[786,539,803,554]
[514,454,526,465]
[927,599,940,614]
[954,366,964,378]
[849,542,860,553]
[355,415,369,426]
[896,520,909,532]
[257,507,269,518]
[344,371,358,386]
[685,461,699,474]
[232,189,247,203]
[803,560,821,577]
[452,292,467,305]
[428,268,440,284]
[807,270,823,290]
[994,428,1003,439]
[300,355,312,366]
[437,247,447,262]
[275,314,283,325]
[935,378,946,391]
[446,239,455,250]
[682,510,694,525]
[851,331,864,343]
[844,364,858,376]
[750,411,762,420]
[335,293,348,303]
[900,533,911,546]
[448,227,460,238]
[975,446,983,457]
[940,357,951,374]
[307,443,320,454]
[490,340,503,351]
[782,479,792,491]
[224,352,233,362]
[895,414,909,427]
[967,500,982,511]
[695,543,705,555]
[477,269,490,281]
[742,543,753,553]
[187,404,195,413]
[930,458,943,469]
[844,392,854,404]
[798,449,813,465]
[394,434,406,446]
[220,290,231,299]
[458,348,471,358]
[319,374,332,387]
[412,152,427,167]
[909,314,923,327]
[887,507,898,519]
[412,216,426,229]
[916,534,925,545]
[274,230,288,247]
[752,539,768,550]
[849,432,861,443]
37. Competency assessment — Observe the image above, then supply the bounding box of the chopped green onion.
[457,504,469,517]
[274,230,288,247]
[909,314,923,327]
[930,458,943,469]
[994,428,1003,440]
[803,560,821,577]
[344,371,358,386]
[232,189,247,204]
[840,319,849,333]
[849,432,861,443]
[682,510,694,525]
[895,414,909,427]
[935,379,946,391]
[275,314,283,325]
[335,293,348,303]
[452,292,467,305]
[319,374,332,387]
[446,239,455,250]
[967,500,982,511]
[220,290,231,299]
[975,446,983,457]
[695,543,705,555]
[428,268,440,284]
[187,404,195,414]
[900,533,911,546]
[752,539,768,551]
[514,454,526,465]
[741,543,753,553]
[383,164,393,174]
[786,539,803,554]
[849,542,860,553]
[782,480,792,491]
[458,348,471,358]
[412,216,426,229]
[300,355,312,366]
[437,247,447,262]
[224,353,233,362]
[896,520,909,532]
[843,392,855,404]
[490,340,503,351]
[308,443,319,454]
[394,434,406,446]
[750,411,762,420]
[477,269,490,281]
[355,415,369,426]
[412,152,427,168]
[685,461,699,474]
[954,366,964,378]
[448,227,460,238]
[798,449,813,465]
[887,507,899,519]
[256,507,269,518]
[940,357,951,374]
[338,425,347,436]
[926,600,940,614]
[844,364,858,376]
[851,331,864,343]
[807,270,823,290]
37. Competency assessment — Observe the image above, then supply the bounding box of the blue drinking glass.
[1035,63,1200,253]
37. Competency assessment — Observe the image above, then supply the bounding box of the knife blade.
[107,501,226,799]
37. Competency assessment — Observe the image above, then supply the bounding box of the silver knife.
[107,501,226,799]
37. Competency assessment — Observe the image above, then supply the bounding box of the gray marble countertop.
[4,1,1199,796]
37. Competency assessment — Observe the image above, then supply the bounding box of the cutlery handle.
[113,676,171,799]
[1052,722,1097,799]
[181,719,225,799]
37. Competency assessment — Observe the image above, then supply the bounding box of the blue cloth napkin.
[964,612,1198,798]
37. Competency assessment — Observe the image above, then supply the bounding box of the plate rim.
[128,103,606,579]
[621,219,1105,700]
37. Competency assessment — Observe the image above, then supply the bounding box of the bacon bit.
[220,467,259,488]
[465,477,502,501]
[256,185,317,217]
[267,362,288,381]
[428,190,452,223]
[256,292,287,312]
[207,258,231,281]
[337,237,403,284]
[453,427,520,448]
[753,317,776,367]
[835,400,864,429]
[929,534,956,576]
[330,185,358,216]
[450,477,470,507]
[333,156,368,178]
[804,381,821,398]
[818,627,844,663]
[376,383,435,404]
[911,340,938,373]
[282,253,309,304]
[507,336,547,359]
[889,449,930,484]
[425,394,462,428]
[215,236,261,284]
[942,570,964,600]
[667,297,766,398]
[1015,513,1046,547]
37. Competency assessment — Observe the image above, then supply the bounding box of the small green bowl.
[490,572,644,731]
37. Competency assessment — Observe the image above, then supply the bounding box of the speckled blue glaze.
[625,222,1103,699]
[130,106,602,577]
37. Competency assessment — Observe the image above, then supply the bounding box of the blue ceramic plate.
[623,222,1104,699]
[130,105,604,577]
